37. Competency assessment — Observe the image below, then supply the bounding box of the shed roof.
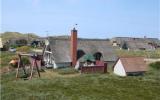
[118,57,148,72]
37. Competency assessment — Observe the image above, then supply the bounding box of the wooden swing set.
[16,53,41,80]
[16,39,54,80]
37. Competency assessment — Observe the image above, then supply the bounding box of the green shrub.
[15,39,28,46]
[22,57,30,65]
[10,44,18,48]
[149,61,160,70]
[16,46,31,53]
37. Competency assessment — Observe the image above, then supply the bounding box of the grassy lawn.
[1,68,160,100]
[1,51,160,100]
[0,51,16,68]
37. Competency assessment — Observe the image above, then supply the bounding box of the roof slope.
[78,39,117,61]
[48,37,117,63]
[111,37,160,49]
[120,57,147,72]
[127,41,152,50]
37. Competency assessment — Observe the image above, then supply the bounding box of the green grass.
[0,51,16,68]
[56,68,79,75]
[0,32,39,43]
[116,49,160,58]
[1,50,160,100]
[1,69,160,100]
[149,61,160,70]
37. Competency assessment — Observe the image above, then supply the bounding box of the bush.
[149,61,160,70]
[16,46,31,53]
[15,39,28,46]
[22,57,30,65]
[10,45,18,48]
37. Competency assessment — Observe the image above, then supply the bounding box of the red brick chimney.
[71,28,77,67]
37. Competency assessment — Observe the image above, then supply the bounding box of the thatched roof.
[111,37,160,48]
[48,37,117,63]
[111,37,160,50]
[126,41,153,50]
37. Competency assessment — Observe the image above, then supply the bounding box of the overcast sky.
[1,0,160,39]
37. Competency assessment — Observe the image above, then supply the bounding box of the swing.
[16,53,41,80]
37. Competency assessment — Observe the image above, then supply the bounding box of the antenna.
[73,23,78,29]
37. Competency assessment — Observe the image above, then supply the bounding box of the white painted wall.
[53,61,58,69]
[75,61,80,70]
[113,43,117,46]
[113,59,126,76]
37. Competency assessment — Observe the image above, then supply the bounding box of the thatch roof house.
[111,37,159,50]
[113,57,148,76]
[48,28,117,68]
[125,41,154,50]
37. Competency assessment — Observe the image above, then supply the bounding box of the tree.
[122,41,128,50]
[16,39,28,46]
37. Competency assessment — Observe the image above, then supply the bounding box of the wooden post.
[104,63,107,73]
[35,59,40,77]
[29,59,34,80]
[16,54,21,78]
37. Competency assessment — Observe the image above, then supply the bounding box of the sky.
[1,0,160,39]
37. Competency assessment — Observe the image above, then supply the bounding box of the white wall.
[113,43,117,46]
[113,59,126,76]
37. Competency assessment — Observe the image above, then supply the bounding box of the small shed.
[113,57,147,76]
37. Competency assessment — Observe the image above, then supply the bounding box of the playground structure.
[16,53,41,80]
[16,39,55,79]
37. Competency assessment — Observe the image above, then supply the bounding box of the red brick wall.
[71,28,77,66]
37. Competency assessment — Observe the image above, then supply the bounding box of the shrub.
[15,39,28,46]
[16,46,31,53]
[22,57,30,65]
[10,45,18,48]
[149,61,160,70]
